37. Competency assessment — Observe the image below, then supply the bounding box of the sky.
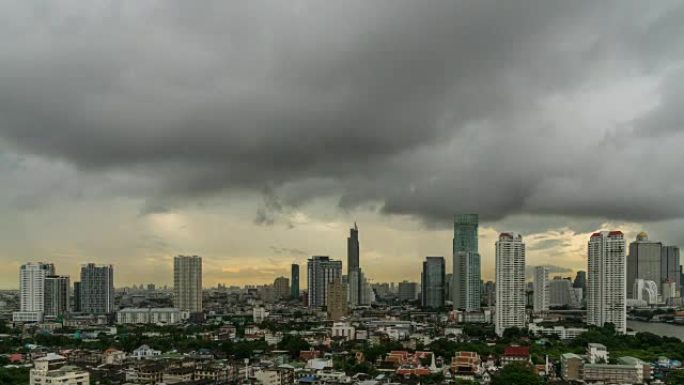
[1,1,684,288]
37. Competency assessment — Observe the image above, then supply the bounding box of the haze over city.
[2,1,684,288]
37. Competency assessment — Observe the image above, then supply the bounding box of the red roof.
[608,230,623,237]
[591,232,602,238]
[503,346,529,357]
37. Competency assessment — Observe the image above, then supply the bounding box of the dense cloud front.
[1,0,684,226]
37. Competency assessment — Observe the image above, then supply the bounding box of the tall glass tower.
[453,214,481,311]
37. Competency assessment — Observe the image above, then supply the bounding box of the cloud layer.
[1,1,684,287]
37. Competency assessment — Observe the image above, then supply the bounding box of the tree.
[667,370,684,385]
[277,335,310,357]
[491,362,543,385]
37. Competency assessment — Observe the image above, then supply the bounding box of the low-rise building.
[116,307,185,324]
[331,322,355,341]
[500,346,530,366]
[587,343,609,364]
[30,354,90,385]
[451,351,481,376]
[583,363,642,384]
[560,353,583,381]
[528,323,587,340]
[131,344,162,360]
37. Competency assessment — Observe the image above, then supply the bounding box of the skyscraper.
[573,271,587,290]
[421,256,445,309]
[44,275,70,319]
[661,246,681,295]
[80,264,115,314]
[627,232,661,298]
[13,262,55,322]
[549,277,579,308]
[495,233,526,336]
[587,231,626,333]
[533,266,549,313]
[453,214,481,311]
[174,255,203,312]
[73,282,81,313]
[398,280,418,302]
[291,264,300,299]
[347,223,363,306]
[307,256,343,308]
[273,276,290,300]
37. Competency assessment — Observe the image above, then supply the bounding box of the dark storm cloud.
[1,0,684,225]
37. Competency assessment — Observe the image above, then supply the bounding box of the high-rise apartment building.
[661,246,681,295]
[627,232,661,298]
[533,266,549,313]
[80,264,114,314]
[326,278,348,321]
[398,280,418,302]
[421,256,445,309]
[453,214,481,311]
[495,233,526,336]
[273,276,290,300]
[291,264,300,299]
[44,275,70,319]
[173,255,203,312]
[587,231,626,333]
[307,256,343,308]
[13,262,55,322]
[549,277,579,308]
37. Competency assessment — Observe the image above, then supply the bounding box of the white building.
[116,308,185,324]
[633,279,658,305]
[587,343,609,364]
[30,353,89,385]
[253,307,269,323]
[13,262,55,323]
[528,323,588,340]
[174,255,203,313]
[495,232,526,336]
[131,344,162,360]
[331,322,356,341]
[587,231,626,333]
[533,266,549,313]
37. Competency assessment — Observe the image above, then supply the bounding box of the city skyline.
[2,223,677,290]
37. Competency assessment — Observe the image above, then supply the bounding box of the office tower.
[326,278,348,321]
[421,256,445,309]
[398,281,418,302]
[44,275,70,319]
[73,282,81,312]
[173,255,203,312]
[533,266,549,313]
[453,214,481,311]
[307,256,343,308]
[347,223,364,306]
[291,264,300,299]
[445,273,453,302]
[13,262,55,322]
[661,246,681,295]
[573,271,587,289]
[587,231,626,333]
[549,277,579,308]
[484,281,496,307]
[495,233,526,336]
[80,264,115,314]
[273,277,290,300]
[627,232,662,298]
